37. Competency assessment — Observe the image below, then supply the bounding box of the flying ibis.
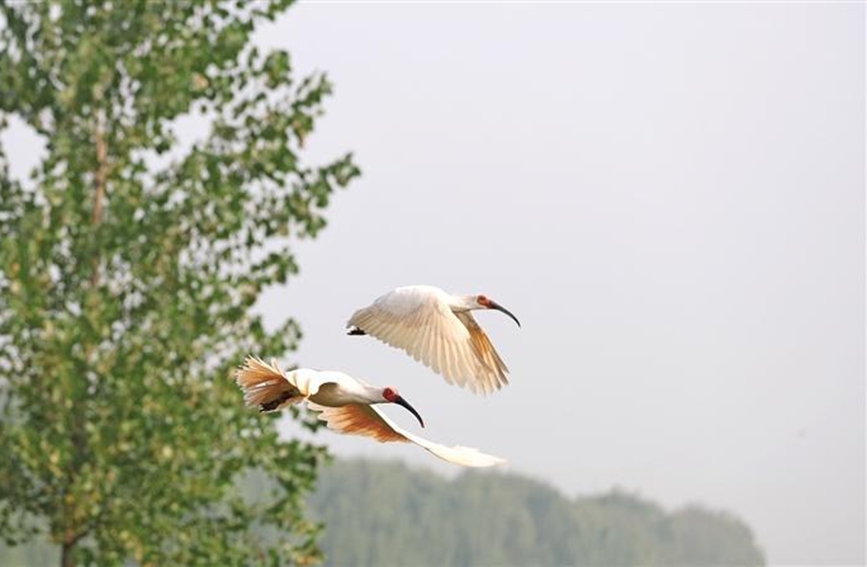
[347,285,520,394]
[234,356,505,468]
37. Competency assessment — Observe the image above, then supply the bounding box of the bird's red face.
[382,387,399,403]
[382,386,425,428]
[475,294,521,327]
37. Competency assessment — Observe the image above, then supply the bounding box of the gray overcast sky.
[255,3,864,566]
[2,2,863,566]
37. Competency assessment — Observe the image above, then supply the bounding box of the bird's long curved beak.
[489,300,521,328]
[394,395,425,428]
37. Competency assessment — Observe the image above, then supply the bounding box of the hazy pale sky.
[254,3,864,566]
[2,2,863,566]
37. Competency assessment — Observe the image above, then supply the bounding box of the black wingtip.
[259,391,293,412]
[347,327,367,336]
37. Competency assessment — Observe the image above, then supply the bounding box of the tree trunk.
[60,540,75,567]
[58,111,107,567]
[60,528,83,567]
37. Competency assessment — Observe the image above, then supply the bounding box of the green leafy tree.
[0,1,359,565]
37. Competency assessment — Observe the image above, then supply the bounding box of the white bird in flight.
[234,356,505,468]
[346,285,521,395]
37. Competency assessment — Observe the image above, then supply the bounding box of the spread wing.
[234,356,331,412]
[347,288,509,394]
[455,312,510,393]
[308,402,506,468]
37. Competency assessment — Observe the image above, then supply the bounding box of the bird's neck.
[359,383,386,404]
[449,295,478,312]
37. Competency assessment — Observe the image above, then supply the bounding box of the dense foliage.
[0,1,358,565]
[307,459,766,567]
[0,458,769,566]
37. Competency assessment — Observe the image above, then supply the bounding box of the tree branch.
[91,109,107,287]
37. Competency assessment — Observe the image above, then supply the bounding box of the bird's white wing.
[307,401,506,468]
[348,288,508,394]
[454,312,510,393]
[234,356,331,412]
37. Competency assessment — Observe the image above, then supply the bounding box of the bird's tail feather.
[234,356,302,412]
[424,444,507,468]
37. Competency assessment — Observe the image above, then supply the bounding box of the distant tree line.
[306,459,766,567]
[0,457,765,566]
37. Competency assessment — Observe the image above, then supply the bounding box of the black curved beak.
[394,395,425,428]
[489,300,521,328]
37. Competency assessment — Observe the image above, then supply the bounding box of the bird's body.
[234,356,505,467]
[347,285,520,395]
[300,370,380,407]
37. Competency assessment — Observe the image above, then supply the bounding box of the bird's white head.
[474,294,522,327]
[382,386,425,428]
